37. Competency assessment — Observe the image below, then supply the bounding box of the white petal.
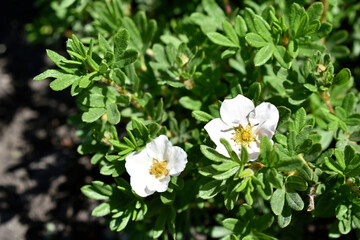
[147,175,171,193]
[247,141,260,162]
[146,135,172,161]
[129,175,155,197]
[220,95,255,127]
[204,118,240,158]
[125,150,152,177]
[167,146,188,176]
[250,102,279,140]
[205,118,231,156]
[125,150,155,197]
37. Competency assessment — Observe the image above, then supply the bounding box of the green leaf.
[199,180,225,199]
[189,12,217,33]
[334,149,346,171]
[251,213,274,232]
[93,181,113,196]
[71,34,86,56]
[152,44,168,64]
[278,106,291,126]
[335,204,348,220]
[245,33,268,48]
[98,34,112,53]
[298,43,326,56]
[110,211,131,232]
[107,103,121,125]
[212,166,240,180]
[34,69,66,81]
[267,168,283,188]
[81,184,111,200]
[79,72,97,88]
[201,145,230,162]
[328,30,348,45]
[82,108,106,123]
[307,2,324,21]
[160,191,175,205]
[287,131,296,155]
[254,15,272,41]
[273,45,291,69]
[285,191,304,211]
[303,83,318,92]
[225,184,239,210]
[114,28,129,57]
[271,188,285,215]
[122,17,143,51]
[338,218,352,235]
[153,210,167,238]
[105,155,120,162]
[341,93,355,114]
[49,74,79,91]
[294,108,306,134]
[131,119,149,141]
[344,145,356,166]
[167,206,176,239]
[248,82,261,104]
[202,0,225,22]
[199,166,218,177]
[289,3,305,38]
[207,32,238,48]
[259,136,273,163]
[117,94,131,107]
[114,49,138,68]
[298,163,313,181]
[345,114,360,126]
[223,218,244,232]
[333,68,351,86]
[222,20,239,46]
[285,175,308,191]
[91,153,104,165]
[324,157,343,174]
[240,146,249,165]
[288,40,299,58]
[311,22,332,40]
[234,15,247,37]
[278,203,292,228]
[179,96,202,110]
[144,19,158,49]
[275,157,303,172]
[92,202,111,217]
[220,138,241,164]
[239,169,253,179]
[234,178,249,193]
[254,44,274,66]
[47,48,67,64]
[244,8,256,33]
[221,49,236,59]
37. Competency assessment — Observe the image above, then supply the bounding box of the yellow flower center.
[149,159,169,179]
[232,124,256,146]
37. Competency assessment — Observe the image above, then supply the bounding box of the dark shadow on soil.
[0,1,118,239]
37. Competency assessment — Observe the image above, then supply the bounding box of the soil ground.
[0,1,118,239]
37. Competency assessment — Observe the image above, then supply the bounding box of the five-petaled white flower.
[125,135,188,197]
[204,94,279,162]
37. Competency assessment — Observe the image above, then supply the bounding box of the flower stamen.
[232,124,256,146]
[149,159,169,179]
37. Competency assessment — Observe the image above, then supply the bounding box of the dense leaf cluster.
[34,0,360,239]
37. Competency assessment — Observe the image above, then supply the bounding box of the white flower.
[204,94,279,162]
[125,135,188,197]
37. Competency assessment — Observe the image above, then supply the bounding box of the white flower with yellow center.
[204,94,279,161]
[125,135,188,197]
